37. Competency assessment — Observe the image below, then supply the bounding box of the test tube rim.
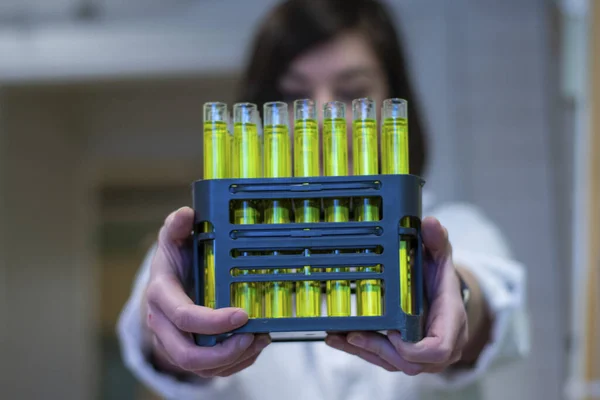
[203,101,228,122]
[234,102,259,124]
[264,101,290,127]
[323,100,346,119]
[352,97,377,121]
[382,98,408,119]
[294,98,317,121]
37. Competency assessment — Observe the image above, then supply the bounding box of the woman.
[117,0,529,399]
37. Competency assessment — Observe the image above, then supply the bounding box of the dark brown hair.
[238,0,428,175]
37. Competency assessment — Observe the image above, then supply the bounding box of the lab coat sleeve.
[116,245,232,400]
[420,203,530,390]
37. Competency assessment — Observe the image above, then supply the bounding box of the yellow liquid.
[381,117,409,175]
[204,121,229,179]
[231,201,262,317]
[203,236,216,309]
[202,120,229,309]
[352,119,378,175]
[355,198,383,316]
[323,117,350,316]
[264,124,291,178]
[263,124,293,317]
[381,117,411,314]
[353,118,382,316]
[294,119,319,177]
[323,118,348,176]
[400,217,412,315]
[294,118,321,317]
[294,200,321,317]
[233,122,261,179]
[232,122,263,317]
[325,199,351,317]
[264,200,293,318]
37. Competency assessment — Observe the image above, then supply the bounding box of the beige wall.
[585,0,600,390]
[0,87,98,400]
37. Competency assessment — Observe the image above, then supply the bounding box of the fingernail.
[348,334,364,347]
[229,311,247,326]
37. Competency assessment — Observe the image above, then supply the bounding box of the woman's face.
[278,31,389,171]
[279,31,389,120]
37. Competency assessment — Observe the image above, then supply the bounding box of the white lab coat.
[117,192,530,400]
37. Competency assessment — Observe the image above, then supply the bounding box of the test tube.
[227,110,233,166]
[231,102,263,318]
[293,99,321,318]
[323,101,351,317]
[202,102,229,309]
[352,98,382,316]
[381,98,412,314]
[263,101,293,318]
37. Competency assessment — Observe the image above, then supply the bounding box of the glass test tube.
[293,99,322,317]
[263,101,293,318]
[323,101,351,317]
[381,98,412,314]
[352,98,382,316]
[202,102,229,309]
[231,102,263,318]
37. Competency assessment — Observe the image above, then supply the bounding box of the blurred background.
[0,0,598,399]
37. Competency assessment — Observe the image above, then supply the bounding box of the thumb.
[159,207,195,246]
[153,207,195,280]
[421,216,451,263]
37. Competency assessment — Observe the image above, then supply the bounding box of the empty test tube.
[293,99,321,318]
[263,101,293,318]
[381,98,412,314]
[202,102,229,309]
[352,98,382,316]
[323,101,351,317]
[231,102,263,318]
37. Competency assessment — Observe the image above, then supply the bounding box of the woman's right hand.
[144,206,271,378]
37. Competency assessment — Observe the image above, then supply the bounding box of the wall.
[0,87,98,400]
[396,1,563,398]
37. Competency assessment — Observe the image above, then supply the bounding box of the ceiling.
[0,0,204,22]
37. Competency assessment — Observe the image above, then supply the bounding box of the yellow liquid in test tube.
[381,98,412,315]
[293,100,321,317]
[323,102,351,317]
[352,98,382,316]
[202,103,229,309]
[263,102,293,318]
[231,103,263,318]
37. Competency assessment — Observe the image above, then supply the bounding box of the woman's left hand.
[325,216,469,375]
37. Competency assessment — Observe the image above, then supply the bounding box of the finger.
[391,259,465,364]
[325,334,397,372]
[421,217,451,262]
[147,277,248,334]
[149,308,254,371]
[215,354,260,377]
[159,207,195,246]
[389,309,459,364]
[422,347,463,374]
[153,207,195,280]
[201,334,271,377]
[345,332,425,375]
